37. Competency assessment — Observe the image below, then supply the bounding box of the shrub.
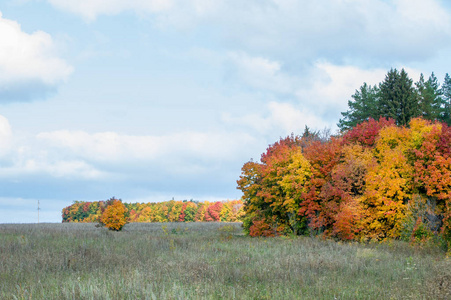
[100,199,128,231]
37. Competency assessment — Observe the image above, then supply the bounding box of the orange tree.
[412,121,451,239]
[100,198,128,231]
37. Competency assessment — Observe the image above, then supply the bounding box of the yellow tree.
[361,124,413,239]
[237,136,313,235]
[136,206,152,222]
[100,199,128,231]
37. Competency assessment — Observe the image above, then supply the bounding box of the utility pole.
[37,200,40,224]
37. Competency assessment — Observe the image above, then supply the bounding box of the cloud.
[220,58,428,132]
[47,0,175,22]
[225,52,299,94]
[36,129,258,167]
[0,112,263,194]
[1,126,261,184]
[47,0,451,63]
[0,115,12,156]
[0,114,106,180]
[396,0,450,28]
[0,159,105,179]
[220,51,388,123]
[222,101,328,136]
[301,62,388,110]
[0,12,73,102]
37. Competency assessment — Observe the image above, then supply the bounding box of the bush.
[100,199,128,231]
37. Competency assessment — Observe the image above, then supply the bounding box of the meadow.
[1,222,450,299]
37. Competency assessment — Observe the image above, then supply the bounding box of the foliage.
[238,117,451,244]
[205,201,223,222]
[237,135,312,236]
[100,198,128,231]
[62,199,244,224]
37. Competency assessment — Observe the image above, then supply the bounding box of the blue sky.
[1,0,451,223]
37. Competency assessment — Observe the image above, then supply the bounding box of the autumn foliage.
[237,117,451,243]
[100,198,128,231]
[62,199,244,224]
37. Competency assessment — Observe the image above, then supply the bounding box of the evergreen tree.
[417,72,443,121]
[441,73,451,125]
[338,68,449,130]
[427,73,443,119]
[378,68,418,126]
[338,83,379,131]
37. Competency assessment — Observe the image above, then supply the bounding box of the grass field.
[1,222,451,299]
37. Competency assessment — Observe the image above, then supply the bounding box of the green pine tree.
[415,73,442,121]
[338,83,379,131]
[378,68,418,126]
[441,73,451,125]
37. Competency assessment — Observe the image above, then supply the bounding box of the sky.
[1,0,451,223]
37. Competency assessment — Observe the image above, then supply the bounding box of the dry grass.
[1,222,450,299]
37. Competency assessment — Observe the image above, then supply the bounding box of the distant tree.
[100,199,128,231]
[378,68,418,126]
[441,73,451,125]
[205,202,223,221]
[183,202,198,222]
[338,83,380,131]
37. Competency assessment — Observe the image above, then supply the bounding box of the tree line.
[62,198,244,224]
[339,69,451,130]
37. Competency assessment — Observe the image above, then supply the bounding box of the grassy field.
[1,222,451,299]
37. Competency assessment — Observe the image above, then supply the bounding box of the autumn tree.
[411,121,451,237]
[237,116,451,243]
[300,137,342,233]
[205,202,223,221]
[238,135,313,236]
[62,199,243,223]
[100,198,128,231]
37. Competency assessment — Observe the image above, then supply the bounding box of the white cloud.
[303,62,387,110]
[226,52,298,94]
[267,102,327,133]
[222,55,389,127]
[303,62,424,111]
[396,0,451,29]
[0,115,12,156]
[54,0,451,62]
[222,101,328,136]
[220,60,429,133]
[47,0,175,22]
[0,159,105,179]
[0,114,105,179]
[0,111,260,180]
[36,129,257,166]
[0,12,73,101]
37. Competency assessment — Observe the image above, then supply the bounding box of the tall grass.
[1,222,450,299]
